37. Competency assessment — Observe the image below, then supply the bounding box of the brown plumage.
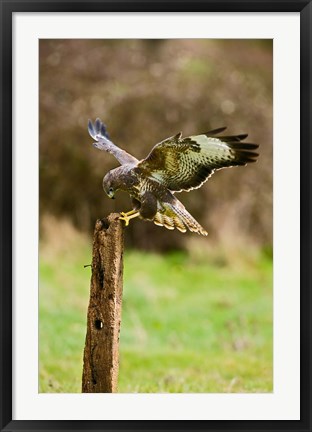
[89,118,259,235]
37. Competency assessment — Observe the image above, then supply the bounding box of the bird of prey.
[88,118,258,236]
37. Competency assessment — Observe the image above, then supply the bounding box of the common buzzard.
[88,118,258,236]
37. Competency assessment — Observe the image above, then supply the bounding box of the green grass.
[39,236,272,393]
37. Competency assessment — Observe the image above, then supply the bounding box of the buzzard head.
[102,166,138,200]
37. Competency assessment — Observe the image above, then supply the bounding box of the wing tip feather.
[205,126,227,136]
[88,118,110,141]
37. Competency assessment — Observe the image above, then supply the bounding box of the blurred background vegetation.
[39,39,273,393]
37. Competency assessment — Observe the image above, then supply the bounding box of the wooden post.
[82,213,124,393]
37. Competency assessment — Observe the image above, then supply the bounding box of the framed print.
[1,0,311,431]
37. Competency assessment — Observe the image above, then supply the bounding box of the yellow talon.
[119,210,140,226]
[119,212,130,226]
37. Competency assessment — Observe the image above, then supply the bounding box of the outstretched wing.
[88,118,139,165]
[137,128,259,192]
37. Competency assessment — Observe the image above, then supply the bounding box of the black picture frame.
[1,1,311,431]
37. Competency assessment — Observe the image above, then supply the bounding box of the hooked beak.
[107,191,115,199]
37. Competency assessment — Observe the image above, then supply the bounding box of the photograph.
[39,38,273,394]
[2,0,311,429]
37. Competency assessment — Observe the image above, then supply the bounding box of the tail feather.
[153,202,208,236]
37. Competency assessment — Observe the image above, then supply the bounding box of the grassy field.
[39,225,272,393]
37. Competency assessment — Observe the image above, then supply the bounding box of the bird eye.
[109,187,114,193]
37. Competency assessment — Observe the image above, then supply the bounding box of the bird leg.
[119,210,140,226]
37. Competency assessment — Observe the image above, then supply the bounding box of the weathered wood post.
[82,213,124,392]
